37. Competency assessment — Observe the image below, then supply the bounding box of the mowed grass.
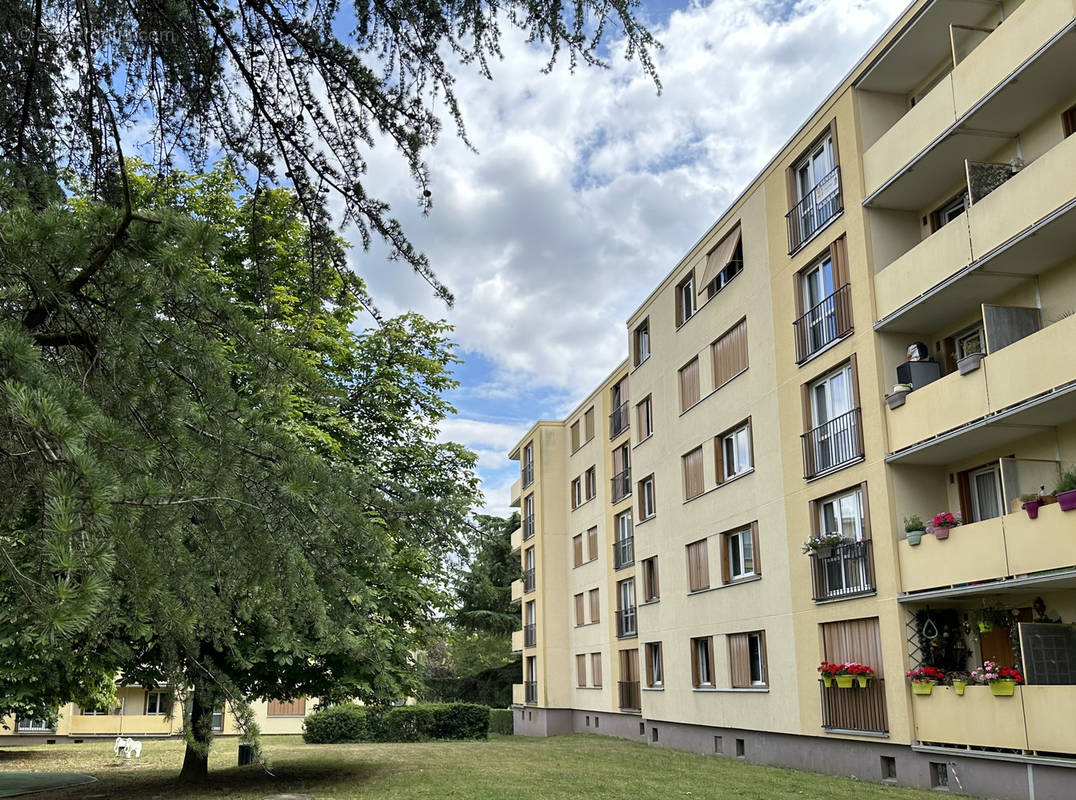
[0,733,942,800]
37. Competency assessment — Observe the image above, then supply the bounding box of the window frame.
[636,395,653,441]
[584,466,596,501]
[679,357,701,413]
[720,521,761,584]
[570,477,583,509]
[633,319,651,366]
[691,636,716,688]
[710,316,749,391]
[642,556,660,602]
[715,418,753,484]
[572,534,584,567]
[574,593,585,627]
[586,526,598,562]
[729,631,768,689]
[588,588,601,623]
[645,642,664,688]
[675,272,697,327]
[145,690,169,715]
[638,473,656,520]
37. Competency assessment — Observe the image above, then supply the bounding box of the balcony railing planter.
[801,532,847,560]
[885,383,912,411]
[970,661,1024,696]
[957,351,984,375]
[926,511,961,541]
[1055,468,1076,511]
[906,665,945,695]
[904,516,925,546]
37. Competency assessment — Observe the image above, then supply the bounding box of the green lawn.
[0,734,941,799]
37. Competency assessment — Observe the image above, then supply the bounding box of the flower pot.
[1057,489,1076,512]
[957,352,984,375]
[906,530,924,546]
[854,675,870,688]
[1022,500,1041,520]
[821,675,833,688]
[814,546,835,559]
[1041,494,1058,506]
[952,680,967,696]
[886,391,909,410]
[934,528,951,541]
[990,679,1017,697]
[835,675,854,689]
[978,621,994,634]
[912,681,934,695]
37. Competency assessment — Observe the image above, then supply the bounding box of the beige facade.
[510,1,1076,796]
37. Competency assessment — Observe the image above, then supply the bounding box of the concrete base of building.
[512,706,1076,800]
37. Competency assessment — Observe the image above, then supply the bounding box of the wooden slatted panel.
[679,358,700,412]
[620,648,640,682]
[589,589,600,623]
[591,653,602,687]
[573,534,583,567]
[687,539,709,592]
[644,557,659,600]
[584,408,595,441]
[267,698,306,717]
[586,527,597,561]
[729,634,750,688]
[712,318,749,390]
[576,654,587,687]
[570,421,581,452]
[574,593,585,626]
[822,617,883,677]
[682,446,704,500]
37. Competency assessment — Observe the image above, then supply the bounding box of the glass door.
[819,488,867,595]
[970,464,1003,522]
[811,365,854,471]
[802,256,837,352]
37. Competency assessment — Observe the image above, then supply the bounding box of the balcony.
[912,685,1076,755]
[616,606,637,639]
[512,683,525,705]
[66,713,173,735]
[810,540,876,602]
[786,166,842,254]
[510,524,523,554]
[819,678,888,735]
[801,408,863,480]
[523,568,535,594]
[610,402,630,439]
[510,477,521,508]
[613,536,634,571]
[875,131,1076,327]
[862,0,1076,209]
[511,629,524,653]
[885,312,1076,459]
[793,283,853,364]
[611,469,631,504]
[524,624,536,648]
[522,514,535,541]
[522,461,534,488]
[511,579,524,604]
[524,681,538,705]
[618,681,641,712]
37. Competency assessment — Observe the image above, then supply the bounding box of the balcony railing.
[523,624,536,648]
[801,407,863,479]
[611,469,631,503]
[523,568,535,594]
[810,539,875,602]
[819,677,887,734]
[793,283,853,363]
[618,680,641,711]
[613,536,634,570]
[610,402,630,439]
[522,515,535,540]
[616,606,637,638]
[786,166,842,254]
[524,681,537,705]
[522,462,534,488]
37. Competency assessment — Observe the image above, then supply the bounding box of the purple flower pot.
[1022,500,1041,520]
[934,528,950,541]
[1058,489,1076,512]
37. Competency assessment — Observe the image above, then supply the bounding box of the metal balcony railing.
[524,681,538,705]
[611,469,631,503]
[786,165,842,254]
[522,515,535,540]
[810,539,875,602]
[522,462,534,488]
[819,677,887,734]
[801,408,863,479]
[793,283,853,363]
[616,606,637,638]
[610,402,630,439]
[618,680,641,711]
[523,624,536,648]
[523,568,535,594]
[613,536,634,571]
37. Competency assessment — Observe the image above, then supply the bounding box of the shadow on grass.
[0,750,51,762]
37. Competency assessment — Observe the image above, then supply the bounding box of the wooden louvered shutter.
[682,446,704,500]
[591,653,602,687]
[712,318,749,389]
[576,654,587,687]
[679,358,700,412]
[589,589,600,623]
[584,408,595,441]
[573,535,583,567]
[587,527,597,561]
[729,634,750,688]
[687,539,708,592]
[574,594,585,626]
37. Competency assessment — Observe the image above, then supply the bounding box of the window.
[789,128,840,251]
[930,191,968,232]
[795,237,851,362]
[523,494,534,539]
[638,474,656,520]
[702,224,744,299]
[584,466,596,501]
[959,462,1003,523]
[804,361,861,477]
[715,420,753,483]
[645,642,664,687]
[711,317,748,390]
[267,699,307,716]
[584,407,595,442]
[589,588,601,623]
[211,707,224,732]
[591,653,603,687]
[572,534,583,567]
[614,510,633,569]
[524,546,535,592]
[729,631,768,688]
[17,717,52,732]
[522,443,534,487]
[675,272,697,326]
[612,443,631,503]
[954,323,985,360]
[586,527,598,561]
[642,556,660,602]
[576,654,587,688]
[679,358,700,412]
[636,395,653,440]
[634,319,651,366]
[610,377,629,438]
[574,593,585,626]
[682,446,704,500]
[570,477,582,509]
[722,524,758,583]
[1065,104,1076,138]
[570,420,581,452]
[145,690,169,715]
[691,636,715,687]
[686,539,709,592]
[616,579,637,637]
[81,706,108,715]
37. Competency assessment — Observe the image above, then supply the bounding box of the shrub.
[432,703,490,740]
[488,708,513,735]
[1055,467,1076,494]
[903,515,924,533]
[302,704,367,743]
[382,705,438,742]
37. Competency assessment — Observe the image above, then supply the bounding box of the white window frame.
[571,478,582,508]
[679,276,697,323]
[796,134,835,202]
[956,324,985,360]
[145,690,169,715]
[636,321,651,365]
[585,467,596,501]
[695,638,713,686]
[722,425,752,480]
[969,463,1004,522]
[17,717,53,732]
[748,633,766,686]
[638,396,653,440]
[640,476,656,519]
[727,527,755,580]
[647,643,664,687]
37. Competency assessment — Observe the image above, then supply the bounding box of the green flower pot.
[906,530,924,546]
[951,680,967,696]
[854,675,870,688]
[912,681,934,695]
[835,675,854,689]
[990,679,1016,697]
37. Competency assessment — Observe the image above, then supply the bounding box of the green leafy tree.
[455,513,522,636]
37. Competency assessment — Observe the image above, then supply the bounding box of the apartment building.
[508,1,1076,797]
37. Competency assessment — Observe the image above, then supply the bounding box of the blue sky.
[348,0,910,514]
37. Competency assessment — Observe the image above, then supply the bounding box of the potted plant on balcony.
[818,661,840,688]
[886,383,913,410]
[956,332,985,375]
[846,662,875,688]
[802,532,847,559]
[1054,468,1076,511]
[926,511,961,541]
[904,515,925,546]
[970,661,1024,697]
[947,671,971,696]
[1020,492,1043,520]
[974,607,999,634]
[906,665,945,695]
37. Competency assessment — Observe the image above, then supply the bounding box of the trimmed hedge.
[488,708,513,735]
[382,705,438,742]
[433,703,489,740]
[302,704,367,743]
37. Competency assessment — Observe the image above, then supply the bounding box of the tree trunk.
[178,681,214,782]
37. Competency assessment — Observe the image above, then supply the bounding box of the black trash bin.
[237,744,254,766]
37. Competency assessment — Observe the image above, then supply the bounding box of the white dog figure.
[113,736,142,760]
